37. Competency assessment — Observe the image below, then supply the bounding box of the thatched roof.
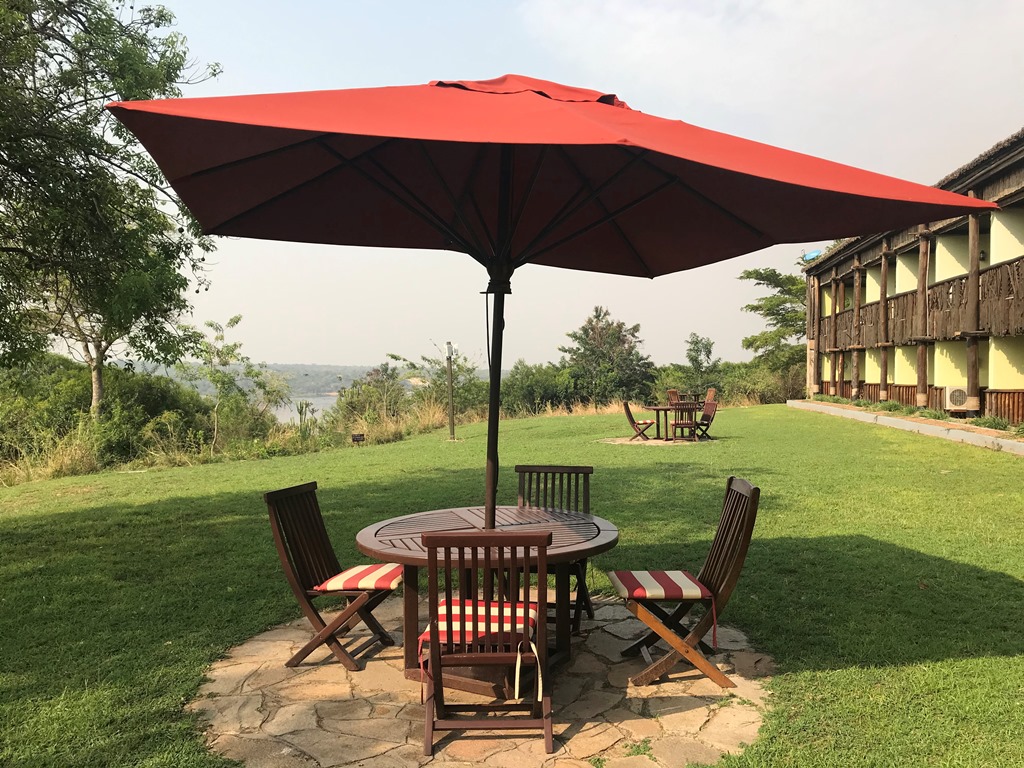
[811,126,1024,268]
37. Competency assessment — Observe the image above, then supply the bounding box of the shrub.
[870,400,905,412]
[970,415,1012,431]
[915,408,950,421]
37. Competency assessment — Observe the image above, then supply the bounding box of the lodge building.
[803,128,1024,425]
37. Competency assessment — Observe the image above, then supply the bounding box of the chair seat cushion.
[418,599,539,644]
[637,419,655,425]
[315,562,403,592]
[607,570,711,601]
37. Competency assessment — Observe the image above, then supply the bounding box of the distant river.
[273,394,338,424]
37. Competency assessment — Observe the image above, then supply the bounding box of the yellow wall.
[820,353,832,379]
[933,341,967,387]
[895,253,918,293]
[989,336,1024,388]
[865,266,881,302]
[990,207,1024,265]
[894,345,917,384]
[934,235,969,282]
[820,285,832,316]
[865,348,879,381]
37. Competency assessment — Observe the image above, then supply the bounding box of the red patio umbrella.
[107,74,995,526]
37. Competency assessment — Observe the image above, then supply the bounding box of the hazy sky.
[152,0,1024,368]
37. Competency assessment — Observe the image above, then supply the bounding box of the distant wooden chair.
[670,403,701,441]
[607,476,759,687]
[420,530,553,755]
[689,400,719,440]
[624,401,655,441]
[265,482,402,669]
[516,464,594,633]
[666,389,681,405]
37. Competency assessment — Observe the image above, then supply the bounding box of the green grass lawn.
[2,404,1023,767]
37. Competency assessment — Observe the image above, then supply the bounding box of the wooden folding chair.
[607,476,759,687]
[265,482,402,670]
[624,401,655,440]
[420,531,553,755]
[690,400,719,440]
[516,464,594,633]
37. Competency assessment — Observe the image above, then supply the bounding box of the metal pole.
[446,341,455,441]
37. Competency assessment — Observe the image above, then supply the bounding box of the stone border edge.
[786,400,1024,456]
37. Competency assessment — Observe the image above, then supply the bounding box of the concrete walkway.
[787,399,1024,455]
[188,596,773,767]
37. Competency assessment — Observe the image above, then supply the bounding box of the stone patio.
[187,596,774,767]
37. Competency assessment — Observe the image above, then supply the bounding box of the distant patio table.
[647,402,703,440]
[356,505,618,695]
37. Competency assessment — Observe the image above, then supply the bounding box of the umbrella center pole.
[484,273,511,529]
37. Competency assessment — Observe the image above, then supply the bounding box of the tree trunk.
[84,341,106,420]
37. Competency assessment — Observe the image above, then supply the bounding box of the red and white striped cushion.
[314,562,403,592]
[418,599,539,644]
[607,570,711,601]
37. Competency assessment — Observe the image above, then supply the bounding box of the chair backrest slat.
[422,531,551,659]
[700,400,718,424]
[265,482,342,593]
[696,476,759,610]
[516,465,592,514]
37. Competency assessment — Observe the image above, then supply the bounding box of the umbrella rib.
[523,177,676,271]
[182,134,330,180]
[620,146,766,238]
[414,141,490,259]
[538,145,655,276]
[339,145,483,264]
[512,149,649,267]
[506,144,549,260]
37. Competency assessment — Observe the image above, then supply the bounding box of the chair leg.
[620,601,694,657]
[626,599,735,688]
[543,687,553,753]
[571,560,594,634]
[289,591,372,669]
[355,590,396,646]
[423,673,435,756]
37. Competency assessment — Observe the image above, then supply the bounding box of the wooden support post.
[851,255,862,400]
[879,242,890,401]
[965,191,982,415]
[915,226,932,409]
[810,275,821,395]
[829,269,838,396]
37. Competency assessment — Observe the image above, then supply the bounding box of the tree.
[501,360,568,415]
[558,306,655,406]
[36,195,204,417]
[334,361,409,425]
[0,1,218,364]
[685,333,721,394]
[177,316,288,455]
[738,266,807,369]
[389,349,488,416]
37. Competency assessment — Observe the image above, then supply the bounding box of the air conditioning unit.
[945,386,969,411]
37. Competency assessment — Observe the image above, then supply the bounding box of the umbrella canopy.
[107,74,996,525]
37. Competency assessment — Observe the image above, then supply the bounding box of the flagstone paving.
[188,596,774,767]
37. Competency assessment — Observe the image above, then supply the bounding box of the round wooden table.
[357,505,618,692]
